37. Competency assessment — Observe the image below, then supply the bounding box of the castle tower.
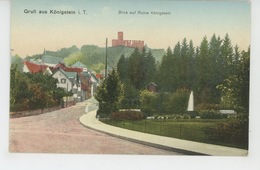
[118,32,123,40]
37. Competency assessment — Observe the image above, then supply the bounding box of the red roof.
[24,61,48,73]
[96,73,103,79]
[64,67,83,73]
[54,62,66,70]
[53,62,83,73]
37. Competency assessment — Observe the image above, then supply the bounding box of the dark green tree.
[180,38,190,89]
[95,69,123,117]
[217,47,250,115]
[117,54,129,82]
[158,47,174,91]
[128,48,146,89]
[145,50,157,84]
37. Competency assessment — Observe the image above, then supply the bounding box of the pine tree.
[158,47,174,91]
[95,69,123,116]
[145,50,157,84]
[117,54,128,82]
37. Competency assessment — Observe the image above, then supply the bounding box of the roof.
[54,62,66,70]
[96,73,103,79]
[52,68,73,84]
[42,55,64,64]
[147,82,158,87]
[71,61,87,68]
[63,71,78,79]
[54,62,83,73]
[64,67,83,73]
[24,61,48,73]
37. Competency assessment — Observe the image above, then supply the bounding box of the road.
[9,101,182,155]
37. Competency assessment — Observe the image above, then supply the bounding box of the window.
[61,78,66,84]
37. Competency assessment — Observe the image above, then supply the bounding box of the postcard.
[10,0,250,156]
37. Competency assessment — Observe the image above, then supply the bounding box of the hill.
[13,45,165,73]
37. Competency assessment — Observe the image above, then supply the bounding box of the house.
[82,71,99,97]
[41,55,64,67]
[147,82,159,93]
[23,61,52,75]
[52,68,75,92]
[95,73,103,83]
[51,63,98,102]
[78,72,92,100]
[71,61,88,72]
[54,62,83,73]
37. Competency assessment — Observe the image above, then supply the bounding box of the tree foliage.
[95,69,123,117]
[10,65,69,112]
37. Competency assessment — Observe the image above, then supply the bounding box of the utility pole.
[105,38,108,78]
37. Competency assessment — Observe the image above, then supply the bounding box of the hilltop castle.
[112,32,144,49]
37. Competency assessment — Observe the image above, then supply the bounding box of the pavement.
[10,100,180,154]
[79,97,248,156]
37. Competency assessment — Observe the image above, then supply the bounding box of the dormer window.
[61,78,66,84]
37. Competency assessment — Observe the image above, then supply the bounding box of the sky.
[11,0,251,58]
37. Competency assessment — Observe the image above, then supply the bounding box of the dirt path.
[9,102,182,155]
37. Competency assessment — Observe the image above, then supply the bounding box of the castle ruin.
[112,32,144,49]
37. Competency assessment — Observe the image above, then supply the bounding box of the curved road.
[9,101,182,155]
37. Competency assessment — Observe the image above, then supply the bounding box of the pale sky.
[11,0,251,58]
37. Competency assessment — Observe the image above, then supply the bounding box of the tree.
[140,90,157,116]
[195,36,212,103]
[95,69,123,117]
[217,47,250,115]
[128,48,146,89]
[145,50,157,84]
[11,54,23,72]
[117,54,129,82]
[180,38,190,89]
[158,47,174,91]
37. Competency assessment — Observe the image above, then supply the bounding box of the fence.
[100,119,247,149]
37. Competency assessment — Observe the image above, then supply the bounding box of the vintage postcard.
[10,0,250,156]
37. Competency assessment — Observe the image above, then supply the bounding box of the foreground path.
[9,101,182,155]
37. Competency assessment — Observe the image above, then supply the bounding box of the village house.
[22,61,96,102]
[147,82,159,93]
[23,61,53,75]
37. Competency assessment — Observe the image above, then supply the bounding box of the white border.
[1,0,260,170]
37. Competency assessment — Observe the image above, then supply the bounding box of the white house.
[52,68,74,92]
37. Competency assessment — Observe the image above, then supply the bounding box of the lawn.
[100,118,246,149]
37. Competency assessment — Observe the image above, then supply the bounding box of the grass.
[100,118,247,149]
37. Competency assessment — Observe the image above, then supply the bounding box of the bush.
[196,103,221,112]
[199,110,224,119]
[110,110,145,120]
[97,102,118,118]
[140,90,157,116]
[183,114,191,119]
[204,119,248,149]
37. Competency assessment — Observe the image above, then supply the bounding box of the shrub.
[183,114,191,119]
[196,103,221,112]
[140,90,157,116]
[199,110,224,119]
[204,119,248,149]
[110,110,145,120]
